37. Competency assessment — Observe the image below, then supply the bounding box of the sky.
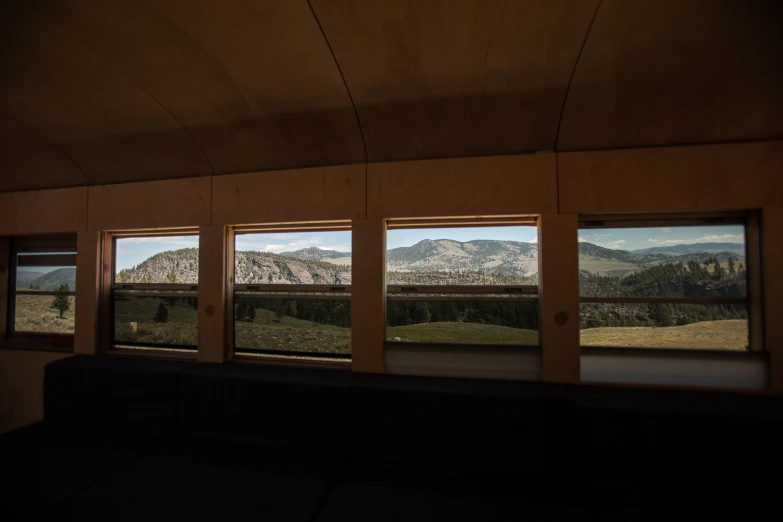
[115,235,200,271]
[578,225,745,251]
[111,224,746,272]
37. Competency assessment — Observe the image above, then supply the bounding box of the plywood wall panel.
[558,141,783,214]
[0,349,71,434]
[539,214,580,382]
[212,165,365,225]
[88,177,211,230]
[0,187,88,235]
[368,154,557,219]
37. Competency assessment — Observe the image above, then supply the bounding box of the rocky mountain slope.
[387,239,539,276]
[114,239,746,286]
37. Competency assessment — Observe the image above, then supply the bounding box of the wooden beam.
[539,214,580,383]
[351,218,386,373]
[0,237,9,341]
[197,226,227,363]
[73,231,101,355]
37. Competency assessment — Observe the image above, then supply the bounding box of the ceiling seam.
[553,0,604,152]
[307,0,369,164]
[1,112,93,186]
[64,32,217,176]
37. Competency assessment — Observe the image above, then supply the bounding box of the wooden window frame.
[4,234,77,352]
[228,221,353,367]
[577,211,762,353]
[100,229,200,357]
[384,216,541,350]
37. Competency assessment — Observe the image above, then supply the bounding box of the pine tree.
[50,283,71,318]
[153,302,169,323]
[728,257,736,275]
[246,303,256,322]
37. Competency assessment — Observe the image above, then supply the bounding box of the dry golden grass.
[581,319,748,350]
[14,294,76,334]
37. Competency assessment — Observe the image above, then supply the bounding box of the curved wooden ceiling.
[0,0,781,191]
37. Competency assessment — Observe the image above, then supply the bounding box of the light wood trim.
[211,165,366,226]
[98,232,113,354]
[368,154,557,219]
[744,211,763,354]
[0,188,89,236]
[539,214,580,382]
[88,178,211,231]
[0,237,9,341]
[226,229,236,357]
[234,221,351,234]
[351,218,386,373]
[558,141,783,214]
[387,216,538,228]
[74,231,102,355]
[197,226,227,363]
[762,206,783,391]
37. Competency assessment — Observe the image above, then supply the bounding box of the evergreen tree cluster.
[235,297,351,327]
[580,258,748,329]
[387,300,537,330]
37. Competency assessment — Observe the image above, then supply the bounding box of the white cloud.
[578,236,587,242]
[663,228,672,233]
[646,233,744,246]
[530,235,538,244]
[117,236,198,246]
[596,239,626,249]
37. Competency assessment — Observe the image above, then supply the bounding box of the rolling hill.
[632,242,745,256]
[25,267,76,291]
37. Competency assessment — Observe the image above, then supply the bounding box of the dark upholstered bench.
[2,354,782,521]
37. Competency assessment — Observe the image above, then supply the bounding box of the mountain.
[632,242,746,256]
[28,268,76,291]
[116,248,199,284]
[117,248,351,285]
[235,251,350,285]
[387,239,538,276]
[281,247,349,262]
[16,271,45,288]
[115,239,748,287]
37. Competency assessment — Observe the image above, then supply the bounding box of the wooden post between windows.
[763,206,783,391]
[0,236,8,340]
[198,225,227,363]
[539,214,580,382]
[351,218,386,373]
[74,231,101,355]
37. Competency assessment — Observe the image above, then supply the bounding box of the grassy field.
[14,294,76,334]
[387,322,539,345]
[581,319,748,350]
[235,307,350,355]
[114,297,198,347]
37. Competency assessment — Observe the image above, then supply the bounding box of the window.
[7,234,77,347]
[578,215,756,351]
[109,232,199,353]
[231,224,352,360]
[386,219,539,347]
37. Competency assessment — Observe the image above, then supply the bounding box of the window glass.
[578,224,748,350]
[386,225,538,345]
[233,230,352,358]
[111,235,199,351]
[13,251,76,335]
[115,235,199,284]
